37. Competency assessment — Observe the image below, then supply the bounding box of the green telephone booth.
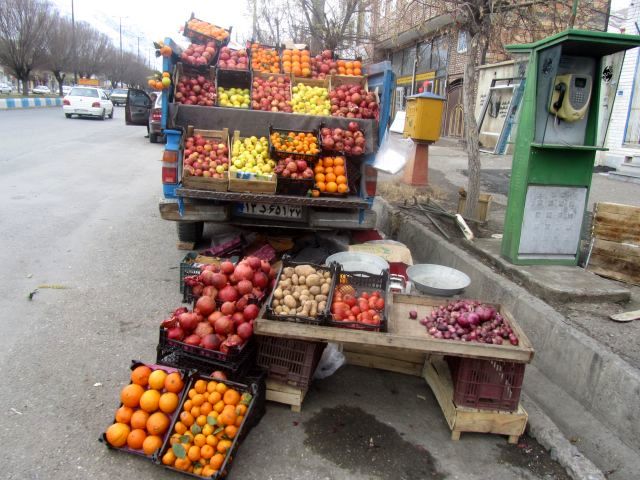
[501,30,640,265]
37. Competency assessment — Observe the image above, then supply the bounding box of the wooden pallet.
[423,355,527,444]
[265,379,307,412]
[342,343,425,377]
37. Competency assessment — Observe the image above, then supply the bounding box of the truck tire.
[177,221,204,243]
[149,132,158,143]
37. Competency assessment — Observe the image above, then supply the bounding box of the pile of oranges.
[186,19,229,42]
[282,49,312,78]
[160,378,252,477]
[251,44,280,73]
[270,131,319,155]
[314,156,349,194]
[337,59,362,76]
[105,366,184,456]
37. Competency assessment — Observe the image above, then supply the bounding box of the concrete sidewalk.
[0,97,63,109]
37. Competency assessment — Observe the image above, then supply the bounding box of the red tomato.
[371,291,380,298]
[356,313,362,322]
[375,298,385,310]
[343,294,356,307]
[368,297,378,309]
[347,315,356,322]
[358,300,368,312]
[350,306,361,315]
[361,292,370,299]
[331,302,348,314]
[361,311,372,323]
[372,314,381,322]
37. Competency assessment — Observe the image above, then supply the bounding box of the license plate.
[236,202,303,219]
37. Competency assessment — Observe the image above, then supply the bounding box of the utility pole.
[71,0,77,84]
[569,0,579,28]
[137,37,144,60]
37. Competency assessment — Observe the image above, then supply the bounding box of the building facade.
[369,0,611,138]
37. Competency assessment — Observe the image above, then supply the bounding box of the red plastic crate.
[256,336,325,388]
[446,356,525,412]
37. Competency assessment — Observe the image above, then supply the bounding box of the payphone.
[501,30,640,265]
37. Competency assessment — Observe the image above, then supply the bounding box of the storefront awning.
[376,14,454,50]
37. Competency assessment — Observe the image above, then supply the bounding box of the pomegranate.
[243,304,260,321]
[237,322,253,340]
[252,271,269,289]
[195,296,215,317]
[214,315,234,335]
[184,334,201,346]
[201,334,221,350]
[167,326,185,341]
[246,256,261,270]
[211,273,227,289]
[220,261,235,275]
[195,321,214,338]
[178,312,199,331]
[234,262,254,281]
[208,311,223,327]
[220,301,236,316]
[218,285,239,303]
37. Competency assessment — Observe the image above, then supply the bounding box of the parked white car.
[32,85,51,94]
[0,82,13,94]
[62,85,72,95]
[63,87,114,119]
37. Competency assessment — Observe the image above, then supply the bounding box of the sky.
[51,0,253,70]
[52,0,634,70]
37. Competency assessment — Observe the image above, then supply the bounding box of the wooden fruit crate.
[181,127,229,191]
[266,379,307,412]
[423,355,528,444]
[227,130,277,193]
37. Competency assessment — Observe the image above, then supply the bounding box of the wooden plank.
[591,238,640,260]
[266,379,307,412]
[255,318,534,363]
[342,343,428,364]
[587,262,640,286]
[422,356,527,443]
[595,202,640,218]
[176,241,196,250]
[592,203,640,245]
[592,222,640,244]
[344,351,424,376]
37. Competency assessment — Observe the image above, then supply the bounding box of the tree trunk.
[462,30,486,220]
[54,71,65,96]
[21,77,29,96]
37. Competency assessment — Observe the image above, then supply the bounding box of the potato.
[279,279,291,289]
[320,283,330,295]
[314,294,328,303]
[275,306,284,314]
[291,274,299,286]
[283,267,295,278]
[318,301,326,312]
[283,289,291,297]
[299,295,310,303]
[273,299,280,307]
[283,295,297,309]
[309,300,318,317]
[309,286,320,296]
[305,274,321,287]
[298,276,306,286]
[301,302,311,316]
[293,291,301,300]
[294,265,316,277]
[273,288,284,299]
[301,289,311,297]
[323,271,331,278]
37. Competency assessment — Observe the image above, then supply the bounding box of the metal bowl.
[406,264,471,296]
[325,252,390,275]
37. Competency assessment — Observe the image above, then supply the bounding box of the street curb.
[0,97,62,109]
[522,393,605,480]
[373,197,640,453]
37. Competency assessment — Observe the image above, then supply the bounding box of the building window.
[402,45,416,76]
[457,31,468,53]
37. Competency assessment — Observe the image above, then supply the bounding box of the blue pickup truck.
[125,38,395,246]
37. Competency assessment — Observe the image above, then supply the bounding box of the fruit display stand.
[227,131,277,194]
[181,127,230,192]
[215,69,252,109]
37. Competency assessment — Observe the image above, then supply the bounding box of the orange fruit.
[196,415,207,427]
[174,457,191,471]
[312,189,320,197]
[235,415,244,427]
[194,380,207,394]
[223,389,241,406]
[207,381,218,393]
[315,173,325,183]
[115,405,133,424]
[334,165,345,176]
[190,406,201,418]
[326,182,338,193]
[183,400,193,412]
[148,370,167,390]
[202,424,213,436]
[126,428,147,450]
[217,439,232,453]
[130,366,152,387]
[188,388,197,399]
[130,409,149,429]
[192,393,205,407]
[142,434,163,455]
[202,465,216,476]
[174,421,187,435]
[224,425,238,439]
[324,166,334,174]
[139,389,161,413]
[325,173,336,183]
[214,383,228,394]
[162,449,176,465]
[324,157,334,167]
[200,444,215,460]
[164,372,184,393]
[338,183,349,193]
[180,411,194,427]
[336,175,347,185]
[187,445,201,462]
[200,402,213,415]
[121,383,144,408]
[213,400,225,413]
[169,433,182,445]
[334,157,344,166]
[146,412,170,435]
[105,422,130,447]
[206,434,219,447]
[316,181,326,192]
[210,453,225,469]
[235,404,248,416]
[159,392,179,414]
[218,406,236,426]
[193,433,206,447]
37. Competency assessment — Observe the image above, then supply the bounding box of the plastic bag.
[314,343,346,379]
[372,129,414,175]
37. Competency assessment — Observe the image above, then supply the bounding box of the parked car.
[110,88,129,106]
[0,82,13,94]
[62,85,72,95]
[148,91,164,143]
[63,87,114,120]
[32,85,51,94]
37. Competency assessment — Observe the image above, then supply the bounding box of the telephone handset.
[548,73,592,122]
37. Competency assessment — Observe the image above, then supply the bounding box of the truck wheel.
[65,113,71,118]
[177,221,204,243]
[149,132,158,143]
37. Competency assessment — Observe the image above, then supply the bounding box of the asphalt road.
[0,108,568,480]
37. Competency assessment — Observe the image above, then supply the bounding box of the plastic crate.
[99,360,191,458]
[446,356,525,412]
[264,257,337,325]
[179,252,206,294]
[256,336,326,388]
[154,372,258,479]
[326,269,389,332]
[269,126,320,160]
[156,341,256,382]
[240,367,267,437]
[158,326,254,363]
[183,14,231,47]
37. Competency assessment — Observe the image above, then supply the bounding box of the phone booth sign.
[501,30,640,265]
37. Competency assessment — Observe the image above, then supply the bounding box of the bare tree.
[75,22,112,77]
[43,15,74,96]
[0,0,52,95]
